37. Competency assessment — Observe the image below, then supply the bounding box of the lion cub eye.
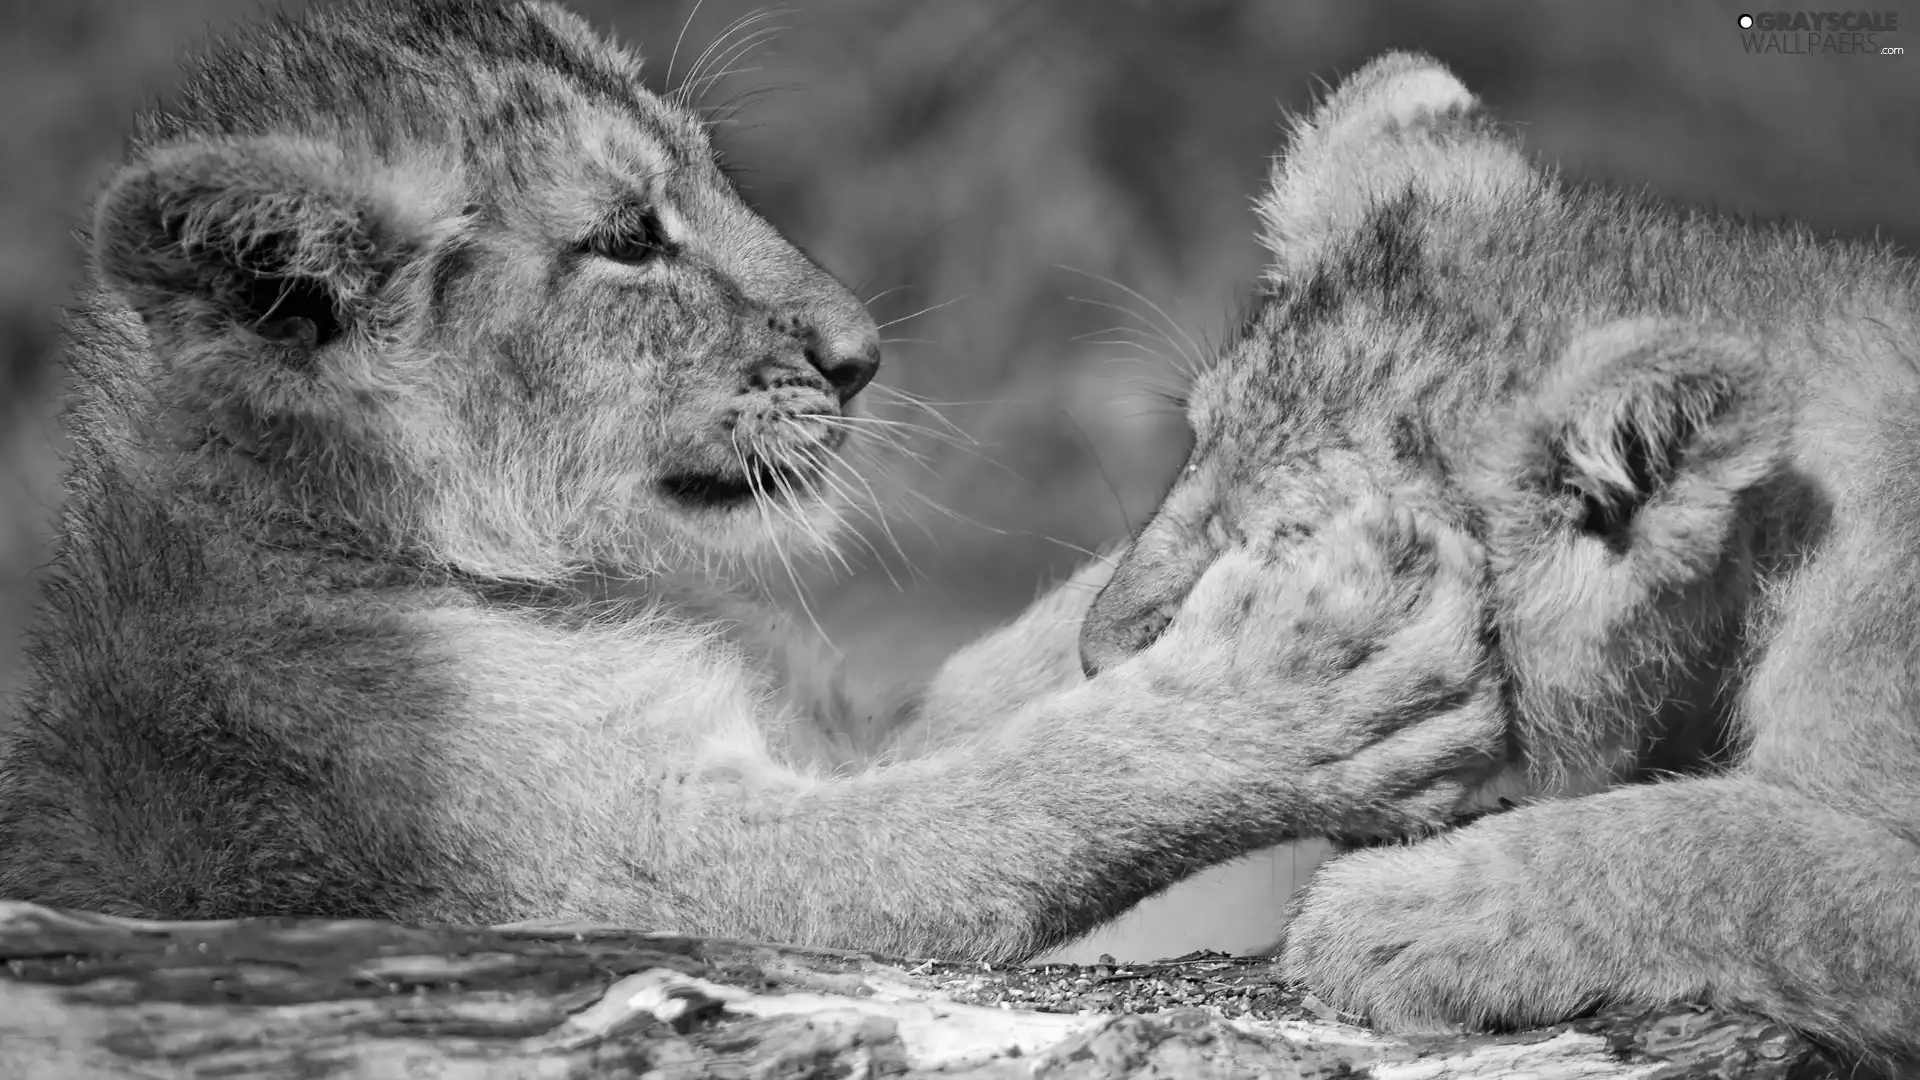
[581,205,677,265]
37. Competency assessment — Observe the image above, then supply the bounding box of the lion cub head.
[87,0,878,580]
[1082,54,1796,796]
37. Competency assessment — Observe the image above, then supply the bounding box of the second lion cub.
[1084,52,1920,1060]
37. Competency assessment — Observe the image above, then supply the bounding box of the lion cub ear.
[1257,52,1533,281]
[1477,319,1791,590]
[93,135,423,352]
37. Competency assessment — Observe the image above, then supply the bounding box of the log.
[0,901,1851,1079]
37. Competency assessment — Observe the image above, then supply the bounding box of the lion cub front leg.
[1282,775,1920,1053]
[887,551,1121,753]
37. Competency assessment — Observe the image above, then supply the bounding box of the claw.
[1391,501,1417,540]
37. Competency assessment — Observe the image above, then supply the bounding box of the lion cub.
[1083,53,1920,1060]
[0,2,1494,965]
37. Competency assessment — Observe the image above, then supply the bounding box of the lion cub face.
[1079,303,1477,682]
[89,0,878,578]
[1082,53,1795,798]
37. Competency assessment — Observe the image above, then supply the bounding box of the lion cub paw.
[1153,494,1487,678]
[1281,822,1608,1033]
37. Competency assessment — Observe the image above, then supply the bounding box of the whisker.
[863,282,916,308]
[874,293,970,332]
[838,460,913,585]
[1088,358,1191,405]
[1058,265,1210,376]
[1057,407,1134,535]
[684,15,792,105]
[1066,296,1201,378]
[884,484,1101,562]
[1071,323,1184,357]
[817,411,979,448]
[675,9,753,105]
[739,436,838,651]
[662,0,714,99]
[783,459,853,579]
[952,497,1107,563]
[817,428,929,466]
[675,7,789,108]
[691,8,785,80]
[865,384,1016,412]
[684,38,782,107]
[847,211,967,304]
[837,413,1022,479]
[861,385,1022,450]
[823,411,939,447]
[728,432,768,589]
[701,84,791,128]
[686,63,774,107]
[806,448,904,588]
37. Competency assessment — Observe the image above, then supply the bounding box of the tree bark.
[0,901,1852,1079]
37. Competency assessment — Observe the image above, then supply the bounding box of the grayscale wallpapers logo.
[1738,10,1905,53]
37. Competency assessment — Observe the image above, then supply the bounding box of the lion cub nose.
[810,330,881,404]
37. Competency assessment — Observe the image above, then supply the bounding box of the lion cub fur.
[1082,51,1920,1061]
[0,2,1497,967]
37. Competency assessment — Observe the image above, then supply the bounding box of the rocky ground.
[0,901,1852,1079]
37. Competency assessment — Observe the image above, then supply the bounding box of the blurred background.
[2,0,1915,962]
